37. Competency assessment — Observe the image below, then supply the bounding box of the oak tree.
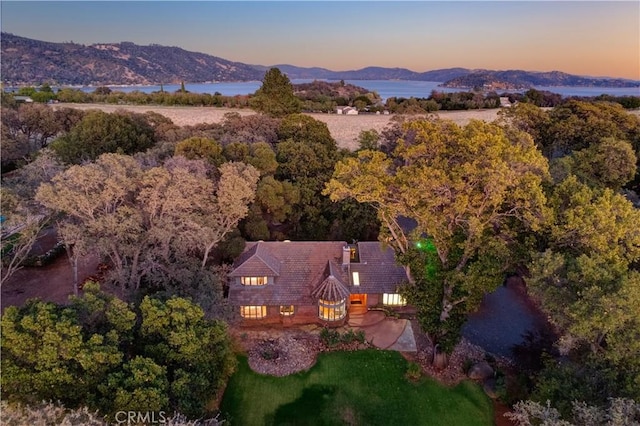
[325,118,549,349]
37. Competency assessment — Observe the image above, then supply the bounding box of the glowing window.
[318,299,346,321]
[279,305,295,316]
[241,276,268,286]
[240,305,267,319]
[352,272,360,286]
[382,293,407,306]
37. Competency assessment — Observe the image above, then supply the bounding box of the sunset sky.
[2,1,638,80]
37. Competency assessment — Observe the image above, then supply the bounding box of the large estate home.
[228,241,411,325]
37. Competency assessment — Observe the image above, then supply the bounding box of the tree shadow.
[267,384,343,426]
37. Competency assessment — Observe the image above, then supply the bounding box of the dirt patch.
[494,401,517,426]
[1,251,101,313]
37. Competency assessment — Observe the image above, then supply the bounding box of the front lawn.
[220,350,493,426]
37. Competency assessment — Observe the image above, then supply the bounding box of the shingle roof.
[350,242,409,293]
[228,242,281,277]
[228,241,409,306]
[229,242,345,305]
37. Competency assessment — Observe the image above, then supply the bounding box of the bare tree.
[1,188,44,286]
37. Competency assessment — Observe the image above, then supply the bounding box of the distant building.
[13,96,33,103]
[499,97,514,108]
[336,106,358,115]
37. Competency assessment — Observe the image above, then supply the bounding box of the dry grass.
[54,103,503,150]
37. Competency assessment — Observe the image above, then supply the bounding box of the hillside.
[292,80,381,102]
[1,33,263,85]
[256,64,471,82]
[441,70,639,89]
[2,33,638,88]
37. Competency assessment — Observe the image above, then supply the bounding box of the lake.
[79,79,640,100]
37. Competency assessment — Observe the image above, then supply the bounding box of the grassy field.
[52,103,503,150]
[220,350,493,426]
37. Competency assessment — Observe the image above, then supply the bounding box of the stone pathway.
[347,311,417,353]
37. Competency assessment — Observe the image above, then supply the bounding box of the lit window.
[241,276,268,286]
[352,272,360,286]
[280,305,295,316]
[383,293,407,306]
[240,305,267,319]
[318,299,346,321]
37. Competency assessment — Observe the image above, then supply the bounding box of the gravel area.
[409,319,514,386]
[232,328,323,376]
[53,103,502,150]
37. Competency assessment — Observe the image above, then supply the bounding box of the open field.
[53,103,503,150]
[220,350,493,426]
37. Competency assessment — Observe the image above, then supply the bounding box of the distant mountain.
[441,70,640,89]
[263,64,471,82]
[1,33,263,85]
[2,33,638,88]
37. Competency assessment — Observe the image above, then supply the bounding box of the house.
[499,97,513,107]
[13,96,33,103]
[228,241,410,325]
[336,106,359,115]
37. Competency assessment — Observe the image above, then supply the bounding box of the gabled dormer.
[228,242,281,286]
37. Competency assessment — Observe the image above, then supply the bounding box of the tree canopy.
[49,110,157,164]
[35,153,259,294]
[526,176,640,408]
[0,283,235,420]
[325,118,550,349]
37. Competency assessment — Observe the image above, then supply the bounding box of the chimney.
[342,245,351,265]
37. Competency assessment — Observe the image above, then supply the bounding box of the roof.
[350,242,408,293]
[228,241,409,306]
[228,243,281,277]
[311,260,350,301]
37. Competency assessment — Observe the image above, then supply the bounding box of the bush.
[319,328,341,347]
[320,328,367,348]
[405,362,422,382]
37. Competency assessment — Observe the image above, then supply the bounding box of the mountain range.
[2,33,638,89]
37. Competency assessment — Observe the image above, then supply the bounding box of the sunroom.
[312,273,350,322]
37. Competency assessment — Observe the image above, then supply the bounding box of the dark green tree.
[0,283,236,420]
[174,137,224,166]
[49,110,156,164]
[249,68,301,117]
[138,296,236,417]
[1,289,131,407]
[277,113,336,150]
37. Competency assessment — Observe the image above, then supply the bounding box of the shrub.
[319,328,341,347]
[405,362,422,382]
[320,328,367,348]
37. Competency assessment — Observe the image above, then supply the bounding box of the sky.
[1,1,639,80]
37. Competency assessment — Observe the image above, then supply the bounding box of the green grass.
[220,350,493,426]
